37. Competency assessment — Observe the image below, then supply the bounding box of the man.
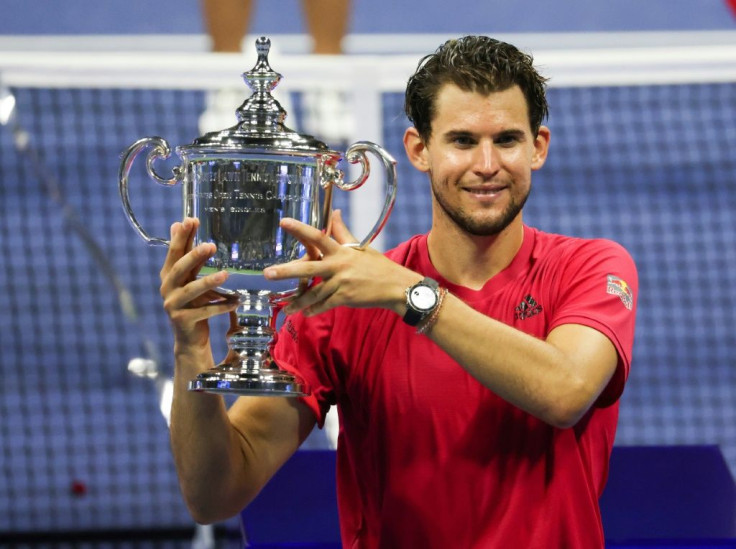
[160,36,638,547]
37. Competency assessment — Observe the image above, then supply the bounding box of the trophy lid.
[180,37,336,156]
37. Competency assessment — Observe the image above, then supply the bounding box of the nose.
[473,141,498,178]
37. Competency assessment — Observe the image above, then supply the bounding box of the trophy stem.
[229,290,278,369]
[188,290,308,396]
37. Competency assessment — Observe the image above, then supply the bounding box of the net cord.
[1,45,736,90]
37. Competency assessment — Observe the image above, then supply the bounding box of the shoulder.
[532,228,636,271]
[528,229,638,304]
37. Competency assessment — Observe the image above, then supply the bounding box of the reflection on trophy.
[118,37,397,396]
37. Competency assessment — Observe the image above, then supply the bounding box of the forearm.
[260,217,614,426]
[160,219,269,522]
[424,294,613,428]
[169,344,251,523]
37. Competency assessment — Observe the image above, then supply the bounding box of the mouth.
[462,184,507,198]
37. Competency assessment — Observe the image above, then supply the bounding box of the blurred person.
[199,0,353,142]
[162,35,638,548]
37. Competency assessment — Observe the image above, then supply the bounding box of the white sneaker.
[301,89,354,144]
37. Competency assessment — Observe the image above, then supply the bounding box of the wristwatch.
[403,277,440,326]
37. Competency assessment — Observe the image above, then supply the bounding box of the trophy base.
[188,366,308,396]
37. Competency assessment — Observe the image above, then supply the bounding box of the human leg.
[301,0,351,54]
[300,0,354,143]
[201,0,253,52]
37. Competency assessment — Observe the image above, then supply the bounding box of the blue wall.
[1,0,735,35]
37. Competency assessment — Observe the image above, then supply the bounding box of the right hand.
[159,217,239,349]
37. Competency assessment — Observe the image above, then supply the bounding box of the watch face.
[410,285,438,311]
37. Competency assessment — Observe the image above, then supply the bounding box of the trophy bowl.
[118,37,397,396]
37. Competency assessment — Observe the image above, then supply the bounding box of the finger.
[160,242,217,297]
[227,309,239,333]
[263,256,329,282]
[160,222,183,279]
[187,241,218,284]
[281,217,340,256]
[305,241,322,261]
[163,270,230,312]
[283,280,335,316]
[331,209,359,246]
[262,218,342,281]
[183,217,199,254]
[175,242,215,288]
[161,217,200,279]
[170,299,240,327]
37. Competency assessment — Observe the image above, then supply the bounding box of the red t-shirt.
[273,225,638,548]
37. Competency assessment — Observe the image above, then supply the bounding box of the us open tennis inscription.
[194,163,312,217]
[118,36,397,397]
[197,186,312,215]
[186,160,322,271]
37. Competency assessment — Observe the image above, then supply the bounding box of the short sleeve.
[271,311,338,428]
[548,239,638,406]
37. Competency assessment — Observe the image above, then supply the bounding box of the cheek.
[431,151,467,176]
[504,148,537,175]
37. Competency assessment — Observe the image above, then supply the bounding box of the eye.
[451,134,476,148]
[495,131,524,147]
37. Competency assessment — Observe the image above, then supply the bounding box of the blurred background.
[1,0,735,35]
[1,1,735,547]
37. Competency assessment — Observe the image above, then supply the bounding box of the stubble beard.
[430,176,531,237]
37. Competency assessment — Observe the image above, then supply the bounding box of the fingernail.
[214,270,228,282]
[263,267,274,279]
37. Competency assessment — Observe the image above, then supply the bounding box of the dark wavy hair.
[404,35,549,141]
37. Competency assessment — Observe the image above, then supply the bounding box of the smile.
[463,185,506,197]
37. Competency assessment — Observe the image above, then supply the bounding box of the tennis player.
[160,35,638,548]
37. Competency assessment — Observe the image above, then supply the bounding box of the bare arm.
[161,218,316,524]
[264,215,618,429]
[421,297,617,427]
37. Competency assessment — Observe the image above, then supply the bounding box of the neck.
[427,215,525,290]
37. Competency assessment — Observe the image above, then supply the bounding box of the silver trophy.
[118,37,397,396]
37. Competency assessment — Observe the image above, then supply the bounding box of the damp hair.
[404,35,549,141]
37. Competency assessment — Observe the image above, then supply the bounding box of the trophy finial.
[255,36,271,58]
[243,36,281,94]
[235,36,287,128]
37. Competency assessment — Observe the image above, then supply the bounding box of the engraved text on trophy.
[189,158,320,288]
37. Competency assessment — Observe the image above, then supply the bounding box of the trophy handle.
[118,136,183,246]
[336,141,397,249]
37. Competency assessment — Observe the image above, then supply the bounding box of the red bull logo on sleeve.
[607,275,633,310]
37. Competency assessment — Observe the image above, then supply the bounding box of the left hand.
[263,210,420,317]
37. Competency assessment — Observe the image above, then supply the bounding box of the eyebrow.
[498,129,527,139]
[443,128,528,141]
[443,130,474,142]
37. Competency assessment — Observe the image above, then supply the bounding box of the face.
[404,83,550,237]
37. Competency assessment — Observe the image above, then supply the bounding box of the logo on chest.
[514,294,543,320]
[284,319,299,343]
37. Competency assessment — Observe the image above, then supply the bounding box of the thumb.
[331,209,359,245]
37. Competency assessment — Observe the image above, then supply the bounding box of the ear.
[403,127,430,173]
[531,125,550,171]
